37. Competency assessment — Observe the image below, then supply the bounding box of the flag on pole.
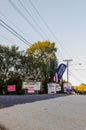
[53,63,66,83]
[53,72,58,82]
[56,63,67,83]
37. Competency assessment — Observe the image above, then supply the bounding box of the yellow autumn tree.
[26,41,58,93]
[73,83,86,94]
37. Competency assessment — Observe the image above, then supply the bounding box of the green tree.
[0,45,26,94]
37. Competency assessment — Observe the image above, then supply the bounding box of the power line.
[29,0,85,66]
[0,19,32,46]
[71,69,86,71]
[18,0,49,40]
[63,60,85,84]
[29,0,71,58]
[28,0,85,84]
[0,33,13,43]
[29,0,86,84]
[63,59,85,83]
[29,0,54,38]
[69,71,82,83]
[0,11,34,43]
[8,0,45,40]
[29,0,73,63]
[0,22,29,46]
[69,61,86,82]
[1,0,84,83]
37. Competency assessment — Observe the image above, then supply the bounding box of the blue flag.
[56,63,67,83]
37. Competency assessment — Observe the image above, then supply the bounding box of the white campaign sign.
[48,83,56,94]
[63,83,72,92]
[22,81,41,91]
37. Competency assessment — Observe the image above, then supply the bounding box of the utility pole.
[63,59,72,82]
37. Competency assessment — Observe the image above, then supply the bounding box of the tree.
[0,45,21,77]
[0,45,26,94]
[26,41,58,93]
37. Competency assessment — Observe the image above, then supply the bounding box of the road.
[0,94,86,130]
[0,94,65,108]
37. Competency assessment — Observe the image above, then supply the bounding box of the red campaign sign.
[28,87,35,93]
[7,85,16,92]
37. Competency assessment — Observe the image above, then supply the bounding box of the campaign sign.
[22,81,41,90]
[56,84,61,92]
[34,84,40,91]
[48,83,56,94]
[63,83,72,93]
[28,87,35,93]
[7,85,16,92]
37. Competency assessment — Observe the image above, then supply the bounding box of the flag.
[56,63,67,83]
[53,72,58,82]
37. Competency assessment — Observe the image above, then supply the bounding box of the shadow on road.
[0,124,9,130]
[0,94,69,109]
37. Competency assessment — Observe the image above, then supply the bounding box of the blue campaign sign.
[56,63,67,83]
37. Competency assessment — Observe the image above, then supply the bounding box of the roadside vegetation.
[1,41,85,95]
[0,41,58,94]
[73,83,86,94]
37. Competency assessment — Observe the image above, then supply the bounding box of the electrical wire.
[18,0,49,40]
[29,0,70,59]
[29,0,86,83]
[69,70,82,83]
[0,33,13,43]
[0,19,32,46]
[0,1,85,83]
[0,22,29,46]
[0,11,34,43]
[29,1,86,83]
[8,0,45,40]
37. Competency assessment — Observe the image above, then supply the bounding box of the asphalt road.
[0,94,66,108]
[0,94,86,130]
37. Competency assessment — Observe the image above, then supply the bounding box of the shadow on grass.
[0,94,70,109]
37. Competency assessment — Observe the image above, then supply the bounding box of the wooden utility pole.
[63,59,72,82]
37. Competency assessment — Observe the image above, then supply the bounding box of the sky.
[0,0,86,86]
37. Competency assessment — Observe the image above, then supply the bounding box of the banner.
[56,63,66,83]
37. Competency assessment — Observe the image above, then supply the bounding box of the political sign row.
[47,83,61,94]
[7,81,41,94]
[47,82,72,94]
